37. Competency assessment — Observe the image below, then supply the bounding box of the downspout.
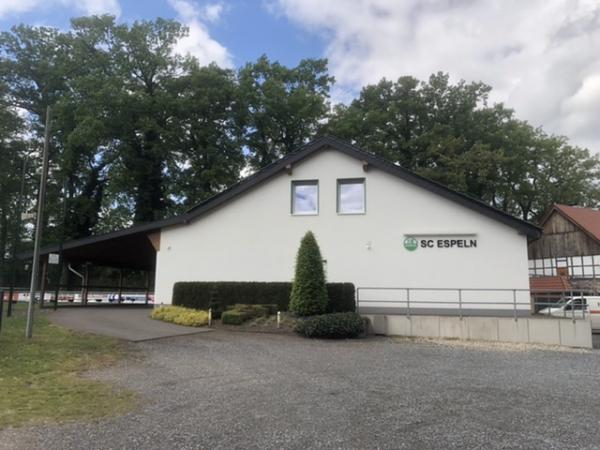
[67,263,85,303]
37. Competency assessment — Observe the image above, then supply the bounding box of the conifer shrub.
[289,231,328,316]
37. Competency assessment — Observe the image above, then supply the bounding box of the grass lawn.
[0,303,137,428]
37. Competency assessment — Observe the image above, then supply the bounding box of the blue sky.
[0,1,325,70]
[2,0,600,153]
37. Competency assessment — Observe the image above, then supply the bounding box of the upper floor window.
[292,180,319,215]
[337,178,365,214]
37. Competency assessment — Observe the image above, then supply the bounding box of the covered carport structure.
[14,219,173,310]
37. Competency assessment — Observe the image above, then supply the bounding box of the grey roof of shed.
[36,135,541,259]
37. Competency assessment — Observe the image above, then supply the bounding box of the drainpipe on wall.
[67,264,85,303]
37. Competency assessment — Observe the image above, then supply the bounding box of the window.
[337,178,365,214]
[292,180,318,215]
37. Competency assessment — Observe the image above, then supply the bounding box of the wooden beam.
[285,163,293,175]
[148,232,161,252]
[362,160,369,172]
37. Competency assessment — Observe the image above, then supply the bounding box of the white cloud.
[272,0,600,153]
[0,0,40,17]
[168,0,233,67]
[71,0,121,16]
[201,2,224,23]
[0,0,121,18]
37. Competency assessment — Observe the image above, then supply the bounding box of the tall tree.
[326,73,600,221]
[239,55,334,169]
[0,24,71,246]
[167,63,245,209]
[0,83,31,284]
[107,18,187,223]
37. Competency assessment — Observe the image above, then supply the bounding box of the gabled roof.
[529,276,573,292]
[548,204,600,244]
[35,135,540,260]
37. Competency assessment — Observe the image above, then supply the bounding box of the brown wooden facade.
[528,210,600,259]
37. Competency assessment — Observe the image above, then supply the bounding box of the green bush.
[289,231,328,316]
[295,312,366,339]
[221,304,272,325]
[172,282,355,313]
[151,306,209,327]
[221,310,250,325]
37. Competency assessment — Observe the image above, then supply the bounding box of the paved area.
[47,307,210,341]
[2,331,600,449]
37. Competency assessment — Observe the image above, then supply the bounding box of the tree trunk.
[133,131,165,224]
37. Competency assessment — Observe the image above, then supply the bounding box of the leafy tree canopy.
[324,73,600,220]
[0,16,599,285]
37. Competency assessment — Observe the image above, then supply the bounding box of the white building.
[151,136,540,310]
[36,136,540,312]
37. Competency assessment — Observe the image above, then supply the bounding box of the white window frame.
[291,180,319,215]
[337,178,366,215]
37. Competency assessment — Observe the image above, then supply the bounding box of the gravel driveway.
[2,331,600,450]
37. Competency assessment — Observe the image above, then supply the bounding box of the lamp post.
[25,105,51,339]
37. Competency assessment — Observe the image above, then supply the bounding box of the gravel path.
[2,331,600,450]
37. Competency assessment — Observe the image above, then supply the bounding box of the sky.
[1,0,600,154]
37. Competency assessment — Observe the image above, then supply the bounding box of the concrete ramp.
[47,307,211,342]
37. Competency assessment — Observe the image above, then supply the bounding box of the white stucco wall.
[154,147,530,307]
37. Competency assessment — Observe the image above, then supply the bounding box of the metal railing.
[1,286,154,308]
[356,287,590,322]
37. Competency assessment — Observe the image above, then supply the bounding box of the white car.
[539,296,600,330]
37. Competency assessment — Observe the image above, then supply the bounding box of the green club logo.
[403,237,418,251]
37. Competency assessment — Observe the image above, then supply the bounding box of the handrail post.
[355,287,359,312]
[406,288,410,319]
[7,286,14,317]
[572,291,576,323]
[513,289,517,322]
[458,289,463,320]
[581,290,585,320]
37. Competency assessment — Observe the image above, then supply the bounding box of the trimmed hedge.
[172,281,355,313]
[295,312,366,339]
[326,283,357,313]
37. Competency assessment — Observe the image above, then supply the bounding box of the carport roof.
[33,221,165,270]
[33,135,541,267]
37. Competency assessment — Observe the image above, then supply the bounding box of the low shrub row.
[295,312,366,339]
[221,304,275,325]
[172,281,355,315]
[151,306,209,327]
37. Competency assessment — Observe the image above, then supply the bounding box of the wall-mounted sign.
[48,253,60,264]
[403,237,418,251]
[403,234,478,251]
